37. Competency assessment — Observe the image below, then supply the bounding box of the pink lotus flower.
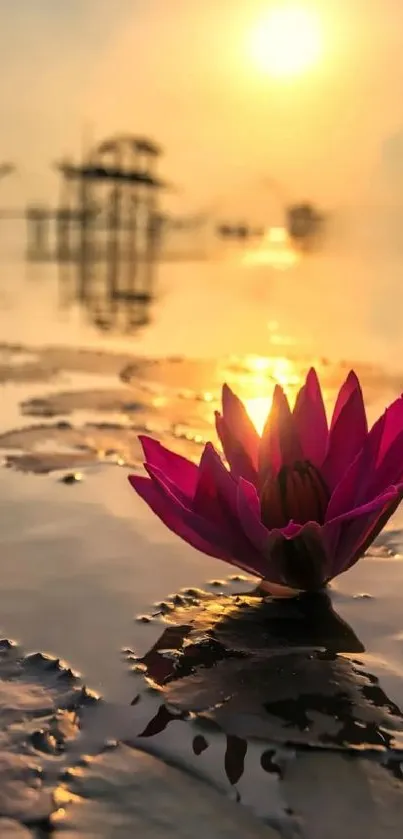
[129,369,403,592]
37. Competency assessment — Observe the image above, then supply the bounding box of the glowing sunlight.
[239,355,302,434]
[248,4,323,78]
[244,395,273,434]
[242,226,300,268]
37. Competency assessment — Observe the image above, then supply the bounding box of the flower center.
[260,460,330,529]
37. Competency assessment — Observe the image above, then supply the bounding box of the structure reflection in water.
[59,255,153,334]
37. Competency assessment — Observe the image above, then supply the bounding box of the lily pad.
[0,639,99,829]
[0,422,145,473]
[135,592,403,752]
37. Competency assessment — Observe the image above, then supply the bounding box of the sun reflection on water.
[242,226,300,269]
[229,354,303,434]
[244,394,273,434]
[205,353,339,443]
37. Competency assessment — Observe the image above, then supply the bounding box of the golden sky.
[1,0,403,217]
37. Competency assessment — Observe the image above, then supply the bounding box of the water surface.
[1,236,403,836]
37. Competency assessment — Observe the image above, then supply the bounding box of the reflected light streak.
[242,227,300,269]
[235,354,303,434]
[244,394,273,434]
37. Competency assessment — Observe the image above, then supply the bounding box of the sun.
[249,4,322,78]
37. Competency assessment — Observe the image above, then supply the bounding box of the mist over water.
[0,2,403,373]
[1,210,402,373]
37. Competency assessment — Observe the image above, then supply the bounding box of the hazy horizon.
[0,0,403,226]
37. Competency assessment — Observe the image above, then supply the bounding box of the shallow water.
[1,241,403,835]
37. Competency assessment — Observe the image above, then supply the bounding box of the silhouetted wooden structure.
[216,223,264,240]
[26,134,166,307]
[24,140,327,316]
[286,203,325,250]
